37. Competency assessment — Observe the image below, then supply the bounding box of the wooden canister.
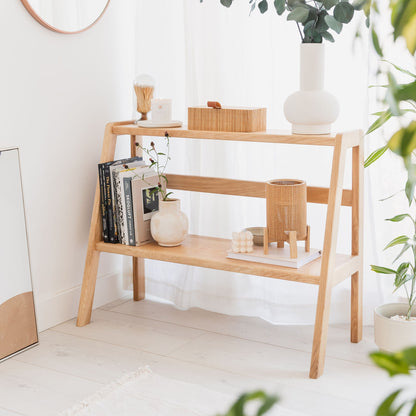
[265,179,307,244]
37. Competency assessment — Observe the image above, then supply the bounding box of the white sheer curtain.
[128,0,383,325]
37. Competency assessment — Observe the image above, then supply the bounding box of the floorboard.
[0,299,399,416]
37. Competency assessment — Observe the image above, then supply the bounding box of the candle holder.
[134,74,155,122]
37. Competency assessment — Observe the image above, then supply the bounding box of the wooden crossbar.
[166,174,353,206]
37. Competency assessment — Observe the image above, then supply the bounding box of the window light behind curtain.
[124,0,384,325]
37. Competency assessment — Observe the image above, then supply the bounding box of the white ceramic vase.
[150,199,188,247]
[374,303,416,352]
[284,43,339,135]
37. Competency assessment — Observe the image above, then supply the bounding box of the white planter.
[284,43,339,135]
[374,303,416,352]
[150,199,188,247]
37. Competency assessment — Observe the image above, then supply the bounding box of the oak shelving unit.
[77,120,363,379]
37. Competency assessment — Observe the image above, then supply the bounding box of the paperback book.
[98,156,142,243]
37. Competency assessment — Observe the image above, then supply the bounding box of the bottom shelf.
[96,235,358,285]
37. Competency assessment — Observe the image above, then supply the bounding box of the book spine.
[113,169,125,244]
[123,177,136,246]
[104,164,116,243]
[98,164,109,242]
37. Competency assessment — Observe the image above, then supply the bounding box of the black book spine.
[104,164,116,243]
[98,164,109,242]
[123,177,136,246]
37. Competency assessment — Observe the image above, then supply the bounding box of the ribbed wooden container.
[266,179,307,243]
[188,107,266,132]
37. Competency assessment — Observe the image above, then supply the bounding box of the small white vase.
[150,199,188,247]
[374,303,416,352]
[284,43,339,135]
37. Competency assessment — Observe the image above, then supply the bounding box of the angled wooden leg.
[310,277,333,379]
[77,123,118,327]
[277,241,284,248]
[351,134,364,343]
[310,134,348,378]
[77,250,101,326]
[133,257,145,301]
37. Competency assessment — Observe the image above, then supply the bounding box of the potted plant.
[135,132,188,247]
[371,211,416,351]
[203,0,368,133]
[364,1,416,350]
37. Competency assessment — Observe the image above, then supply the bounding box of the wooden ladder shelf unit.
[77,121,364,379]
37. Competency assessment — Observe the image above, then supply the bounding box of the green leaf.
[409,400,416,416]
[333,1,354,23]
[393,243,411,263]
[256,395,279,416]
[370,265,396,274]
[396,81,416,102]
[384,235,409,250]
[375,389,404,415]
[385,72,401,117]
[402,346,416,367]
[382,59,416,78]
[220,0,233,7]
[323,0,338,9]
[366,109,392,135]
[370,351,410,376]
[324,14,343,33]
[274,0,286,14]
[287,6,309,23]
[371,28,383,57]
[321,31,335,42]
[405,178,416,204]
[258,0,268,13]
[402,13,416,55]
[352,0,368,10]
[386,213,413,223]
[364,145,388,168]
[388,121,416,157]
[316,11,329,33]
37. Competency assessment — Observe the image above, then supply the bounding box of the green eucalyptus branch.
[201,0,366,43]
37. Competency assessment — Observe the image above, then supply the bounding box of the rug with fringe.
[60,367,307,416]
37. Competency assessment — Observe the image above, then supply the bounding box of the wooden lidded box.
[188,106,267,132]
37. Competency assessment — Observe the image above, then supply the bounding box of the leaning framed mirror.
[0,147,38,362]
[21,0,110,34]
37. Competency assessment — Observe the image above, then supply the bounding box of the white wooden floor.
[0,298,399,416]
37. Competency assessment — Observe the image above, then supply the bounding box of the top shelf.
[112,124,340,146]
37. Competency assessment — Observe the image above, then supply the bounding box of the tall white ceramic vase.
[284,43,339,135]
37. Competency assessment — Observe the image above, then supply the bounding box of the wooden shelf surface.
[112,124,338,146]
[96,235,358,285]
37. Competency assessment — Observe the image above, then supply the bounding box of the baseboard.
[35,272,129,332]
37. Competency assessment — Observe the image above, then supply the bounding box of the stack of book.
[98,157,159,246]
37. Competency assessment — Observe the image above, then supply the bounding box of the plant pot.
[150,199,188,247]
[374,303,416,352]
[284,43,339,135]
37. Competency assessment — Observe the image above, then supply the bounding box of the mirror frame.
[21,0,111,34]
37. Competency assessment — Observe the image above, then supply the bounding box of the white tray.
[136,120,182,128]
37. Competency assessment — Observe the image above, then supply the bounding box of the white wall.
[0,1,136,331]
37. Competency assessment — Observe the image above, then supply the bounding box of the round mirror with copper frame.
[21,0,110,34]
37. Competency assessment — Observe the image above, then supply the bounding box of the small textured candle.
[151,98,172,123]
[231,231,253,253]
